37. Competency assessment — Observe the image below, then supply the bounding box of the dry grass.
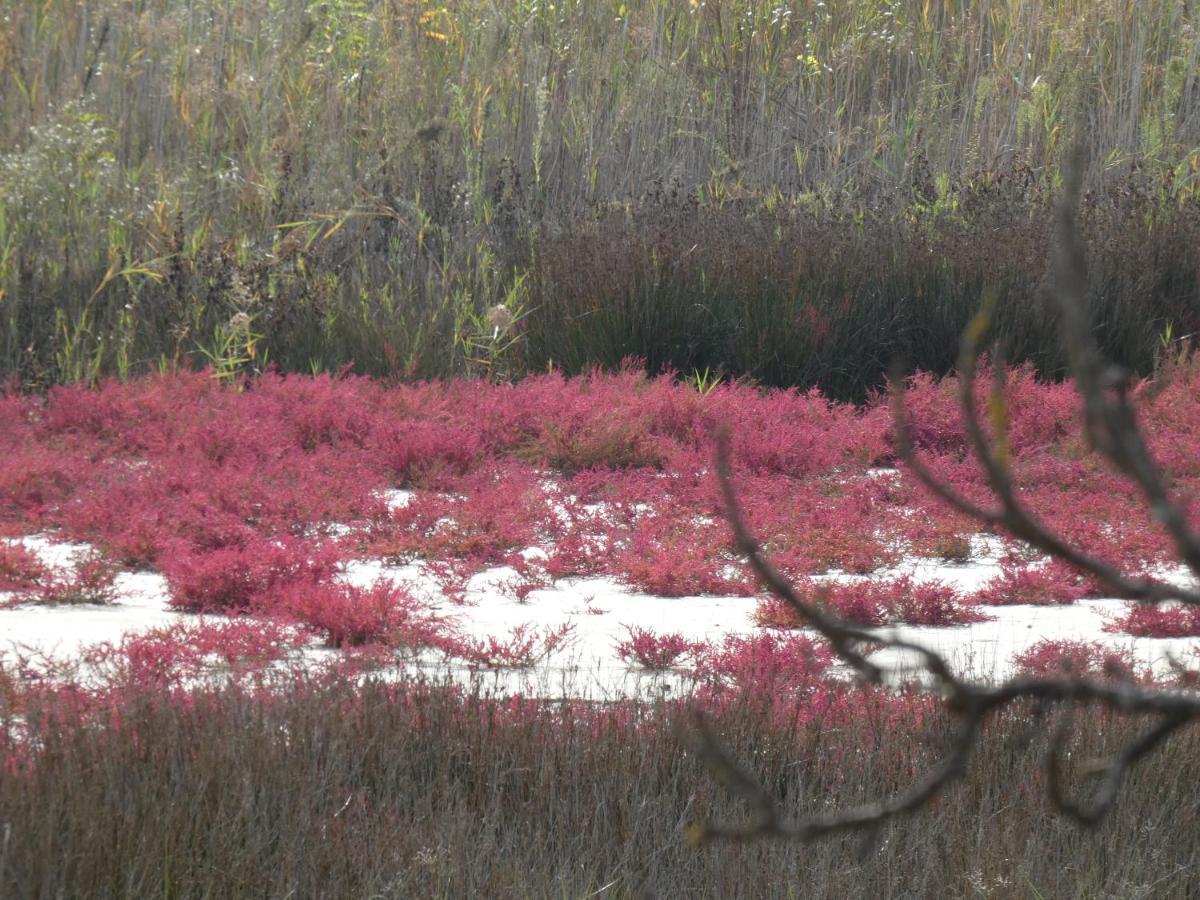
[0,0,1197,393]
[2,681,1198,898]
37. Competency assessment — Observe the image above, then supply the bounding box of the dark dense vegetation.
[2,0,1199,396]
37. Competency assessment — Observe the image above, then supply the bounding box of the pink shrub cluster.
[280,580,447,650]
[1012,639,1142,681]
[161,537,343,613]
[0,543,47,594]
[755,575,989,629]
[1104,603,1200,638]
[886,363,1081,462]
[443,623,577,669]
[692,633,836,696]
[617,505,754,597]
[684,633,936,734]
[972,559,1103,607]
[0,546,118,607]
[901,515,977,562]
[33,552,120,606]
[0,361,1198,686]
[84,619,310,689]
[614,627,701,670]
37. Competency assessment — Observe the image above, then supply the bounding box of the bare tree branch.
[693,147,1200,844]
[1047,707,1190,826]
[891,347,1200,607]
[690,711,979,843]
[715,428,961,686]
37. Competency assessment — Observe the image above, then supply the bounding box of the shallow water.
[4,532,1197,698]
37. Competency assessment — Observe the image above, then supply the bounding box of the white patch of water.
[3,533,1198,699]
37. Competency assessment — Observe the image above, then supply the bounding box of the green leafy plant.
[684,367,722,396]
[195,312,268,385]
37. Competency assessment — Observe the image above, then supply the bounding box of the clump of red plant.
[753,595,809,629]
[889,577,991,626]
[972,559,1102,606]
[281,580,448,650]
[884,362,1081,460]
[445,623,577,669]
[614,626,701,670]
[692,632,835,695]
[1012,639,1143,681]
[0,541,47,595]
[499,551,552,602]
[31,551,120,606]
[904,517,977,563]
[618,506,754,597]
[162,536,343,613]
[84,619,309,689]
[420,558,475,606]
[1104,603,1200,638]
[754,575,989,629]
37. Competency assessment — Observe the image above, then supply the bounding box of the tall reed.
[1,0,1197,391]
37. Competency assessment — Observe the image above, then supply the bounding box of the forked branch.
[694,149,1200,844]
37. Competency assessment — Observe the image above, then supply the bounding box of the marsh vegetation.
[3,2,1200,896]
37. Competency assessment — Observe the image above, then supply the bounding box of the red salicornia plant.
[446,623,577,670]
[614,626,700,671]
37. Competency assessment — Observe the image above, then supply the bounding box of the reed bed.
[1,0,1198,394]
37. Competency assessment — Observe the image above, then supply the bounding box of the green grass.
[1,0,1198,393]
